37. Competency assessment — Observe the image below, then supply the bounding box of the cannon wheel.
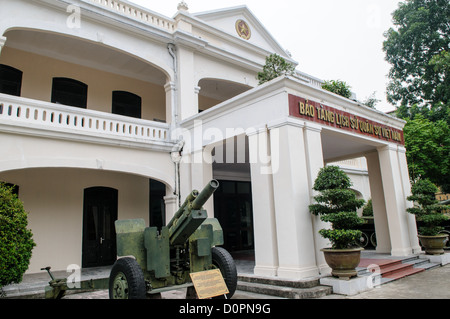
[211,247,237,299]
[109,257,146,299]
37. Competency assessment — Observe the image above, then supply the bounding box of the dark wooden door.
[82,187,118,268]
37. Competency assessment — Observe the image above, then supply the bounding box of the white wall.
[0,168,153,273]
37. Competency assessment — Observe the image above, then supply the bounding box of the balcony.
[86,0,176,32]
[0,93,175,151]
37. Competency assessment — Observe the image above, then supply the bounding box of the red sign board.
[288,94,404,145]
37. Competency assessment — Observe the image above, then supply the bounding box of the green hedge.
[0,183,36,288]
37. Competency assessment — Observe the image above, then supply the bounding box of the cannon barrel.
[167,190,199,230]
[168,180,219,245]
[191,179,219,210]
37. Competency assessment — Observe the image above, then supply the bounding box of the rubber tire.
[211,247,237,299]
[109,257,146,299]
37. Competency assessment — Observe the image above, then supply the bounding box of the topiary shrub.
[362,199,373,217]
[407,179,449,236]
[257,53,295,85]
[309,166,365,249]
[321,80,352,98]
[0,182,36,290]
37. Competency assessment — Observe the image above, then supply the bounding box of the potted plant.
[407,179,449,255]
[309,166,365,279]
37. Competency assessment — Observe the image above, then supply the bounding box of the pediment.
[192,6,294,62]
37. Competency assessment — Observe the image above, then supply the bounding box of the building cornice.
[181,76,406,131]
[31,0,175,44]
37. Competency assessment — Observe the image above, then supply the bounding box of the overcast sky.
[130,0,403,112]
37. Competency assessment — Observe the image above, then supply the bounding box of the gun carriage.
[43,180,237,299]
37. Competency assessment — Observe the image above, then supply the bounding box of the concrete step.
[357,255,438,285]
[380,262,420,276]
[237,274,332,299]
[382,265,424,280]
[237,281,332,299]
[413,261,441,270]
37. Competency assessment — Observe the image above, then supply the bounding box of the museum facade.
[0,0,420,277]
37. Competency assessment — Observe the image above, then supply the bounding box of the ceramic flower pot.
[418,234,449,255]
[321,247,364,280]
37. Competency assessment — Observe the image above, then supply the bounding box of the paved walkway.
[320,262,450,299]
[2,250,450,299]
[61,263,450,299]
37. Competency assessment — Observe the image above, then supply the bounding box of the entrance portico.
[179,76,420,279]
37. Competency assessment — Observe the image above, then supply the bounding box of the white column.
[190,148,214,216]
[303,123,329,274]
[177,46,197,120]
[248,128,278,276]
[365,150,391,253]
[194,85,201,112]
[164,194,178,225]
[397,146,421,253]
[165,81,177,131]
[178,147,214,216]
[179,152,193,206]
[378,144,413,256]
[269,120,319,279]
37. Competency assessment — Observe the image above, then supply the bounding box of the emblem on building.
[235,19,251,40]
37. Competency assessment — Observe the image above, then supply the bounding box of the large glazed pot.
[418,234,449,255]
[321,247,364,280]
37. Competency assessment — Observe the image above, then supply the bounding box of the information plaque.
[189,269,229,299]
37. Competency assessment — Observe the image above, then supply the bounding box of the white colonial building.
[0,0,420,278]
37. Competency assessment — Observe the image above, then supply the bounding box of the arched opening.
[0,167,174,272]
[1,29,169,122]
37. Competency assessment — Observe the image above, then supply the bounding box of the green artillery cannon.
[43,179,238,299]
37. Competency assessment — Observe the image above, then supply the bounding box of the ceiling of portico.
[3,29,167,85]
[321,128,382,163]
[198,78,253,103]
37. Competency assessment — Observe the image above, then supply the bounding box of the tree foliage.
[403,115,450,192]
[362,92,380,109]
[257,53,295,85]
[362,199,373,217]
[321,80,352,99]
[407,179,449,235]
[383,0,450,108]
[384,0,450,192]
[0,183,36,289]
[309,166,365,249]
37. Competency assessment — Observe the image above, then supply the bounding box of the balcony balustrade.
[0,94,174,150]
[86,0,176,32]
